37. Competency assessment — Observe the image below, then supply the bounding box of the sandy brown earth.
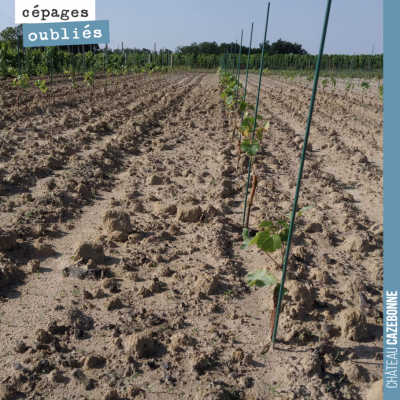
[0,71,383,400]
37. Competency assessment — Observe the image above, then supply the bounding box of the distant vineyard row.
[0,42,383,77]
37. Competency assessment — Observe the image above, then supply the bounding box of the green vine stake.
[242,1,271,228]
[237,22,254,168]
[271,0,332,350]
[241,207,311,342]
[238,105,270,228]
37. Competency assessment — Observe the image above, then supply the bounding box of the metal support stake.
[271,0,333,347]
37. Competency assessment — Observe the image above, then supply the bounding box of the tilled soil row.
[0,73,382,400]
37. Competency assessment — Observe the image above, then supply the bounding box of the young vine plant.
[241,206,312,339]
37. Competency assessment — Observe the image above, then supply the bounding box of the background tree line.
[1,25,306,56]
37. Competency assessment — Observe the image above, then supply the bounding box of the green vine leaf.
[246,268,277,288]
[241,139,260,157]
[259,221,274,229]
[257,232,281,253]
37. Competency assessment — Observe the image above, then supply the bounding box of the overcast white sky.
[0,0,383,54]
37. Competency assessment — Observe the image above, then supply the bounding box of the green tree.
[0,25,23,49]
[270,39,308,55]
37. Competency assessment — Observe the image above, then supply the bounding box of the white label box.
[15,1,96,24]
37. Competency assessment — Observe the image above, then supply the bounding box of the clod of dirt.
[0,229,16,251]
[286,280,313,308]
[196,385,230,400]
[340,361,363,381]
[309,268,329,284]
[177,205,202,223]
[153,202,177,216]
[47,320,68,335]
[36,329,54,344]
[132,202,145,213]
[33,241,56,258]
[76,183,90,196]
[103,209,132,241]
[238,156,250,173]
[305,223,323,233]
[146,175,163,185]
[74,240,105,263]
[125,332,154,358]
[342,235,370,252]
[365,379,383,400]
[339,308,368,341]
[194,273,219,296]
[49,369,65,383]
[169,333,196,352]
[190,351,210,374]
[202,204,223,222]
[93,288,106,298]
[66,308,94,331]
[72,369,93,390]
[105,296,123,311]
[14,341,27,354]
[168,224,181,235]
[104,389,119,400]
[154,264,172,277]
[127,386,145,398]
[243,354,254,366]
[232,348,245,363]
[101,278,116,289]
[300,351,322,377]
[345,277,366,299]
[0,384,16,400]
[357,155,369,163]
[27,259,40,273]
[84,355,105,369]
[360,293,381,317]
[215,185,231,199]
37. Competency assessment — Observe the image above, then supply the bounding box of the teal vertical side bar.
[384,0,400,398]
[242,3,270,226]
[271,0,333,347]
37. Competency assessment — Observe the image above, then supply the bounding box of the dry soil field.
[0,71,383,400]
